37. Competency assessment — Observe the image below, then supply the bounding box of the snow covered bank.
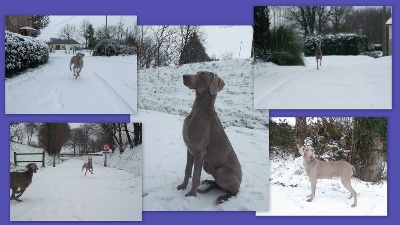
[138,58,268,130]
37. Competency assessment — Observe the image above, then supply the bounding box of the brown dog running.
[177,71,242,204]
[70,52,85,77]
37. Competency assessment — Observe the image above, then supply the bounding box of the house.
[47,38,81,52]
[5,16,36,36]
[386,17,392,56]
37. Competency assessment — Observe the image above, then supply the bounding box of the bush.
[92,39,136,56]
[5,31,49,77]
[256,26,304,66]
[305,33,368,56]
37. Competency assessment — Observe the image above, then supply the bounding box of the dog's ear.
[299,146,304,156]
[210,73,225,95]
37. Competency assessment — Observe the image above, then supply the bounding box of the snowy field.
[10,143,142,221]
[257,154,387,216]
[135,58,269,211]
[254,55,392,109]
[5,51,137,114]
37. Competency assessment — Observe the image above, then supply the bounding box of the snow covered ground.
[257,154,387,216]
[10,143,142,221]
[5,51,137,114]
[132,110,269,211]
[135,59,269,211]
[254,55,392,109]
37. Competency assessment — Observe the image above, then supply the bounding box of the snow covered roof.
[47,38,80,45]
[19,26,36,31]
[386,18,392,25]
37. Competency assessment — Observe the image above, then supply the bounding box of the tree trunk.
[382,6,387,56]
[295,117,308,148]
[124,123,133,149]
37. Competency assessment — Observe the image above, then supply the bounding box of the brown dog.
[10,163,38,202]
[70,52,84,77]
[177,71,242,204]
[299,145,357,207]
[81,156,93,176]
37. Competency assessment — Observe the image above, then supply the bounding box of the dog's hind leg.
[217,193,237,204]
[341,178,357,207]
[197,180,222,194]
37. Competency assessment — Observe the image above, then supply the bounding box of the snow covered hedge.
[305,33,368,56]
[5,31,49,77]
[92,39,136,56]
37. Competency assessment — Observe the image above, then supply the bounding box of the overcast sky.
[39,16,252,59]
[38,15,137,42]
[203,26,252,59]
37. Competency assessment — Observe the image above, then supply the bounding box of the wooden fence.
[14,152,45,167]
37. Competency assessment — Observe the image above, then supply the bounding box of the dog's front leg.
[177,150,194,190]
[185,150,205,197]
[307,179,317,202]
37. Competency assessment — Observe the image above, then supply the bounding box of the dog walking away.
[70,52,84,78]
[10,163,38,202]
[82,156,93,176]
[299,145,357,207]
[315,42,322,69]
[177,71,242,204]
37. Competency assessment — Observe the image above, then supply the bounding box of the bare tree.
[58,23,77,43]
[79,18,92,48]
[24,123,38,146]
[329,6,353,33]
[315,6,332,34]
[220,50,234,60]
[288,6,318,37]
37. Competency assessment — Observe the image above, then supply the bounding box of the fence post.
[42,151,45,167]
[14,152,17,166]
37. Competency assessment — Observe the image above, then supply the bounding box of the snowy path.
[5,52,137,114]
[254,56,392,109]
[10,159,141,221]
[131,110,269,211]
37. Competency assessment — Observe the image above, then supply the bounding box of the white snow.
[134,59,269,211]
[254,55,392,109]
[10,143,142,221]
[257,154,387,216]
[132,110,269,211]
[5,51,137,114]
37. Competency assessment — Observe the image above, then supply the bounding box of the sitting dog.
[299,145,357,207]
[70,52,85,77]
[81,156,93,176]
[177,71,242,204]
[10,163,38,202]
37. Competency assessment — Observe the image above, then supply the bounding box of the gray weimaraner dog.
[177,71,242,204]
[299,145,357,207]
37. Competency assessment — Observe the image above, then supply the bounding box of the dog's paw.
[177,183,187,190]
[185,190,197,197]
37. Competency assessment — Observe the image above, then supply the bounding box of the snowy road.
[10,159,141,221]
[254,56,392,109]
[131,110,269,211]
[5,52,137,114]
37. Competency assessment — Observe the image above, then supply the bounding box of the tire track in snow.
[86,70,136,113]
